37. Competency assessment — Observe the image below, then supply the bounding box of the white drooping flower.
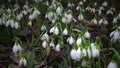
[41,25,46,31]
[63,28,68,35]
[50,42,55,49]
[13,43,18,53]
[10,19,14,28]
[90,8,96,13]
[6,19,10,27]
[102,1,108,7]
[29,9,40,20]
[62,17,67,23]
[41,33,49,41]
[81,60,88,67]
[107,61,118,68]
[91,18,97,25]
[76,37,82,46]
[82,48,87,57]
[76,48,83,61]
[46,11,54,21]
[87,48,92,58]
[54,27,59,35]
[17,13,23,21]
[17,43,22,52]
[28,21,32,26]
[70,49,77,60]
[50,26,59,35]
[42,40,47,48]
[89,43,100,58]
[13,43,22,54]
[110,30,120,42]
[67,36,75,45]
[84,31,91,39]
[66,13,73,23]
[55,44,61,52]
[112,17,118,23]
[14,22,19,29]
[68,3,74,7]
[90,43,96,50]
[22,10,27,15]
[78,13,84,21]
[107,10,113,15]
[98,19,108,25]
[92,48,100,58]
[56,6,63,16]
[19,58,27,66]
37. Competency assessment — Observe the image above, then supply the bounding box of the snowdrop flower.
[50,26,54,33]
[78,13,84,20]
[54,27,59,35]
[41,33,49,41]
[98,19,103,25]
[98,19,108,25]
[29,15,34,20]
[91,8,96,13]
[112,17,118,23]
[68,3,74,7]
[19,58,27,66]
[50,42,55,49]
[22,10,27,15]
[100,6,105,11]
[29,9,40,20]
[6,19,10,27]
[55,44,61,52]
[98,10,102,15]
[70,49,77,60]
[14,22,19,29]
[52,19,56,24]
[41,25,46,31]
[87,48,91,58]
[10,19,14,28]
[46,11,54,21]
[17,13,23,21]
[91,18,97,25]
[76,48,83,61]
[13,43,18,54]
[76,37,82,46]
[107,61,118,68]
[28,21,32,26]
[102,1,108,7]
[79,1,83,5]
[84,31,91,39]
[110,30,120,42]
[90,43,96,50]
[82,48,87,57]
[13,43,22,54]
[62,17,67,23]
[66,13,73,23]
[63,28,68,35]
[56,6,63,16]
[50,26,59,35]
[85,6,91,11]
[81,60,88,67]
[67,36,75,45]
[33,9,40,16]
[107,10,113,15]
[42,40,47,48]
[92,48,100,58]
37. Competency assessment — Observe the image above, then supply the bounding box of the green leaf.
[26,50,35,68]
[110,48,120,67]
